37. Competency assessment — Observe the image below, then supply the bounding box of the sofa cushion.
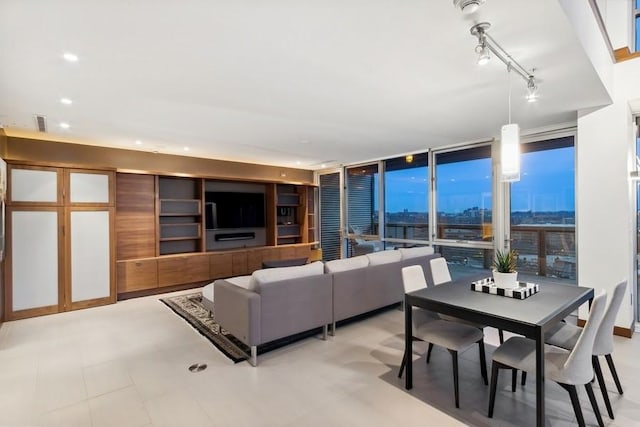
[226,275,254,291]
[399,246,435,260]
[250,261,325,293]
[262,257,308,269]
[366,250,401,266]
[324,255,369,273]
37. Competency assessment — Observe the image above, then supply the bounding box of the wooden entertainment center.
[116,173,319,298]
[1,134,318,320]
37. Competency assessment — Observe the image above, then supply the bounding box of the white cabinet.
[5,165,115,319]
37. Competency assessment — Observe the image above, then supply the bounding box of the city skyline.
[382,146,575,214]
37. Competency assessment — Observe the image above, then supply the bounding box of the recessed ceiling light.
[60,122,70,129]
[296,161,301,165]
[135,140,142,145]
[60,98,72,105]
[183,147,189,151]
[300,140,310,144]
[63,52,78,62]
[321,164,326,168]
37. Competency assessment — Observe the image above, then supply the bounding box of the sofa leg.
[323,324,328,340]
[330,321,336,336]
[249,346,257,367]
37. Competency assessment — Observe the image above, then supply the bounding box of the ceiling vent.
[34,115,47,132]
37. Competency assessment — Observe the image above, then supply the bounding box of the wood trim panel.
[7,164,63,206]
[576,318,633,338]
[116,173,156,260]
[210,252,233,279]
[614,47,640,63]
[265,184,276,246]
[4,136,314,184]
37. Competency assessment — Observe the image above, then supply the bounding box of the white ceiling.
[0,0,611,169]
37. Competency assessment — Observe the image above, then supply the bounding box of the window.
[346,163,380,256]
[383,153,429,242]
[319,172,342,262]
[510,137,575,283]
[434,145,493,242]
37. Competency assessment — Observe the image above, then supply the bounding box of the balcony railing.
[382,221,576,281]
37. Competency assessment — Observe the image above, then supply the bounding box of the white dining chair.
[399,265,488,408]
[488,291,607,427]
[429,257,504,343]
[544,280,626,420]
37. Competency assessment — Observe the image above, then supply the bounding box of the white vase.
[493,271,518,289]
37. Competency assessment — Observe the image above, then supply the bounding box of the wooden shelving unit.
[276,184,304,245]
[157,177,202,255]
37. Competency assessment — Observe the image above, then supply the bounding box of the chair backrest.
[593,280,627,356]
[563,291,607,384]
[401,265,427,294]
[430,257,452,285]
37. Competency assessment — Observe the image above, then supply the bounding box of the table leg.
[535,326,545,427]
[405,294,413,390]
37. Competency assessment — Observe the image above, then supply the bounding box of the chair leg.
[592,355,614,419]
[398,350,407,378]
[511,369,517,392]
[488,362,500,418]
[426,343,434,364]
[559,383,586,427]
[521,371,527,386]
[498,329,504,344]
[478,340,488,385]
[605,354,623,395]
[449,350,460,408]
[585,382,605,427]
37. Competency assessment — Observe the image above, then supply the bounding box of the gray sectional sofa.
[213,246,441,365]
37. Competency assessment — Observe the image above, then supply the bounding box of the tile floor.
[0,289,637,426]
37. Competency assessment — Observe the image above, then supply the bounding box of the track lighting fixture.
[453,0,485,15]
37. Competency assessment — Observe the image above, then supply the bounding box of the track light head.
[453,0,486,15]
[526,75,538,102]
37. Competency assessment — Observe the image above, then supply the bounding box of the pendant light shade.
[501,123,520,182]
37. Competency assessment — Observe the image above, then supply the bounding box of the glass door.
[345,163,381,257]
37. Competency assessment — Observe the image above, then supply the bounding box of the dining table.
[404,274,594,427]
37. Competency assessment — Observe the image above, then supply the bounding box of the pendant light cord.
[507,63,512,125]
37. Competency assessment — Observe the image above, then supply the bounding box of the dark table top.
[407,274,594,332]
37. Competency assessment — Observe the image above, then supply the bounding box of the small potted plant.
[493,249,518,289]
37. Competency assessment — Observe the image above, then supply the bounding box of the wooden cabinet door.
[5,207,64,320]
[210,253,233,279]
[186,254,210,283]
[66,207,116,310]
[117,259,158,292]
[232,252,248,276]
[8,165,62,205]
[66,169,114,206]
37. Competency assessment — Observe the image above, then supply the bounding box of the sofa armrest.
[213,279,261,347]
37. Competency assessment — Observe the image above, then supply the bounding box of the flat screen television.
[205,191,265,229]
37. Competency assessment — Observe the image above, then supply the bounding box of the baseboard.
[576,318,633,338]
[118,281,209,301]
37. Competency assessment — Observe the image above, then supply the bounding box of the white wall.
[600,0,633,50]
[577,56,640,329]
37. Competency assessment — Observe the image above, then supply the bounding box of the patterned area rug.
[160,292,249,363]
[160,292,323,363]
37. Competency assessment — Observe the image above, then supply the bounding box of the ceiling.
[0,0,611,170]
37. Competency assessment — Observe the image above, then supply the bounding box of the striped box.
[471,278,539,300]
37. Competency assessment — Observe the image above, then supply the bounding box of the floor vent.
[34,115,47,132]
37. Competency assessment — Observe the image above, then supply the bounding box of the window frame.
[431,141,495,250]
[634,0,640,52]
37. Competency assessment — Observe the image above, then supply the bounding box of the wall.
[0,130,5,324]
[4,136,314,184]
[599,0,633,50]
[576,56,640,331]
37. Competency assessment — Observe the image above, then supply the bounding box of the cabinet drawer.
[232,252,248,276]
[247,248,267,272]
[117,259,158,292]
[210,253,233,279]
[158,254,210,287]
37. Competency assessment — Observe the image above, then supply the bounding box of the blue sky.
[383,147,575,213]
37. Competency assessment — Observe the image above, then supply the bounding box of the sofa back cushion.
[398,246,434,260]
[250,261,324,293]
[366,249,401,266]
[324,255,369,273]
